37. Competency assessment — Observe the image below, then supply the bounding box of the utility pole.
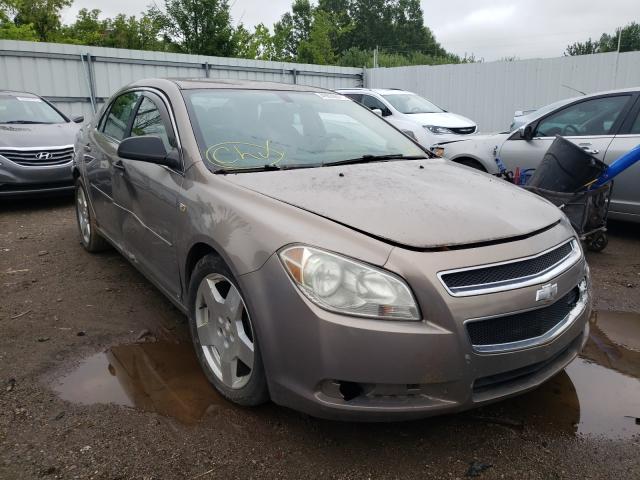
[373,46,379,69]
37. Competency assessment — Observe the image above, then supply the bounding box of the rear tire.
[187,254,269,406]
[75,179,110,253]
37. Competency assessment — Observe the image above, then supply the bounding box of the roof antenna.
[561,84,587,96]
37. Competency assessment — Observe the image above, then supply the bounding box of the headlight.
[425,125,454,135]
[279,245,420,321]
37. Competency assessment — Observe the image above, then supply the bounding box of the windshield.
[184,90,426,172]
[382,93,443,114]
[0,95,67,124]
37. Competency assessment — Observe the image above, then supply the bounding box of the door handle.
[113,159,125,171]
[579,144,599,155]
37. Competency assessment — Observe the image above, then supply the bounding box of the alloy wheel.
[76,186,91,245]
[195,274,255,390]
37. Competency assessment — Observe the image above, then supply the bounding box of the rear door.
[603,95,640,220]
[499,94,635,176]
[85,91,141,243]
[113,91,184,299]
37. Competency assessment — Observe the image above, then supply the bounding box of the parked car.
[510,98,575,132]
[433,88,640,223]
[336,88,477,148]
[74,78,590,420]
[0,90,84,197]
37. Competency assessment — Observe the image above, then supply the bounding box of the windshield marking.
[206,140,286,167]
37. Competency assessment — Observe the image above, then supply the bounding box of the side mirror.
[519,124,534,141]
[372,108,383,116]
[117,136,181,169]
[72,115,84,123]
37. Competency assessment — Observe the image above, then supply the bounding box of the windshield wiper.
[322,154,427,167]
[214,164,283,174]
[2,120,53,124]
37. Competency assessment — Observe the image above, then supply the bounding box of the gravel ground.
[1,197,639,480]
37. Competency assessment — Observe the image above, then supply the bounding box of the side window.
[361,95,390,115]
[535,95,629,137]
[102,92,141,141]
[344,93,363,104]
[130,97,172,150]
[630,109,640,135]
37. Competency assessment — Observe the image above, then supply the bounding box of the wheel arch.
[450,155,489,172]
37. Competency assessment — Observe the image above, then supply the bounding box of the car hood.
[0,122,80,148]
[406,112,476,128]
[224,159,562,249]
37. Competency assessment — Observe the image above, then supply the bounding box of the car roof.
[336,87,413,96]
[128,78,331,93]
[0,90,40,97]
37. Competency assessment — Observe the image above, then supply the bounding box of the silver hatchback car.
[0,90,83,197]
[73,79,591,420]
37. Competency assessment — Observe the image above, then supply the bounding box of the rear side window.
[102,92,141,141]
[535,96,629,137]
[361,95,390,115]
[130,97,172,150]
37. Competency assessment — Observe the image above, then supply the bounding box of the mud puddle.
[52,341,230,425]
[477,310,640,439]
[53,311,640,437]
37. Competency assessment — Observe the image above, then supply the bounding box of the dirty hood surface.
[225,159,562,248]
[0,122,79,148]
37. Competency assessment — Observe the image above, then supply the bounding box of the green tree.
[297,9,336,64]
[7,0,72,41]
[273,0,314,60]
[149,0,236,56]
[565,22,640,55]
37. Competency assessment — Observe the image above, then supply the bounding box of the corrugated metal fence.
[0,40,364,118]
[366,51,640,132]
[2,40,639,132]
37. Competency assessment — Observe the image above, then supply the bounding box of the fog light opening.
[338,381,362,401]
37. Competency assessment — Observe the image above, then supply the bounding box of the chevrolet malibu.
[73,79,591,420]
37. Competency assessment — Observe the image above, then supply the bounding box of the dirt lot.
[1,197,639,480]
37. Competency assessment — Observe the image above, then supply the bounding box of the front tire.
[187,255,269,406]
[75,179,110,253]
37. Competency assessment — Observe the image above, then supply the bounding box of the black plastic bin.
[527,135,608,193]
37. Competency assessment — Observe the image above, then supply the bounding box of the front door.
[113,92,184,300]
[603,99,640,219]
[499,94,635,182]
[86,91,141,243]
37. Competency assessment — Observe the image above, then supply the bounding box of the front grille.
[466,286,580,347]
[473,335,579,395]
[0,146,74,166]
[449,126,476,135]
[441,241,575,292]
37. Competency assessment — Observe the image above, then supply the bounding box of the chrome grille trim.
[438,238,581,297]
[0,145,74,167]
[464,278,589,353]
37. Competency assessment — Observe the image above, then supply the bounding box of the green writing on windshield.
[206,140,286,167]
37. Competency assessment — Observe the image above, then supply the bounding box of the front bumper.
[0,158,73,197]
[240,226,591,421]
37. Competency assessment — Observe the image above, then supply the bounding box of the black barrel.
[526,135,608,193]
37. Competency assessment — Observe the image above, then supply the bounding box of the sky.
[62,1,639,61]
